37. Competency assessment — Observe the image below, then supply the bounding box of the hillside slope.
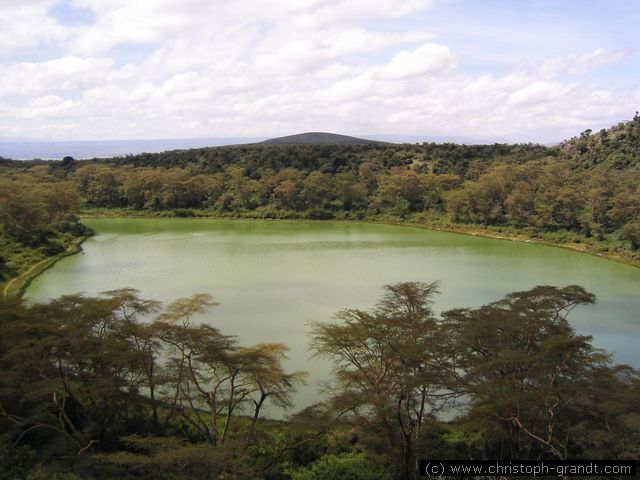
[260,132,384,145]
[561,115,640,169]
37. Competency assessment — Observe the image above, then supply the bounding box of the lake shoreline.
[79,209,640,270]
[394,221,640,269]
[9,211,637,302]
[1,236,88,300]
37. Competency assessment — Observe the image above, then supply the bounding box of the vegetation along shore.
[2,116,639,292]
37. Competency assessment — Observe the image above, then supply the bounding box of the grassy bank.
[81,208,640,269]
[402,219,640,269]
[1,235,88,300]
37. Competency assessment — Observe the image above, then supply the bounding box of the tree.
[153,294,305,447]
[0,292,150,456]
[274,168,304,210]
[302,171,335,209]
[102,288,162,428]
[120,167,163,209]
[240,343,306,445]
[374,168,427,214]
[151,294,233,445]
[620,222,640,250]
[335,172,368,211]
[442,285,606,460]
[73,164,121,207]
[311,282,457,480]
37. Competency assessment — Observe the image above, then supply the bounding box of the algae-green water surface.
[25,218,640,410]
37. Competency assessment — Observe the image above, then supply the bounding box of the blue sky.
[0,0,638,142]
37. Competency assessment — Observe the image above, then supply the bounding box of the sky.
[1,0,639,143]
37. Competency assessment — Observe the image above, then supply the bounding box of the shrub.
[291,452,392,480]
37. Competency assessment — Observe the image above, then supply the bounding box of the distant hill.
[260,132,385,145]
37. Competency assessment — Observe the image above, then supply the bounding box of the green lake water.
[25,218,640,411]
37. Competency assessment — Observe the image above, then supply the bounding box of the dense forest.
[1,282,639,479]
[0,172,88,288]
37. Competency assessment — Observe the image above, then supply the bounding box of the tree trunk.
[149,381,158,428]
[208,399,218,446]
[247,392,267,447]
[220,372,238,445]
[400,430,414,480]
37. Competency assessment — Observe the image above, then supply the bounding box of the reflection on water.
[26,218,640,411]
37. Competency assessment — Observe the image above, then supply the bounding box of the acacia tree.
[239,343,307,446]
[153,294,304,448]
[102,288,162,428]
[310,282,458,480]
[441,285,607,460]
[0,292,150,456]
[152,294,231,445]
[569,363,640,459]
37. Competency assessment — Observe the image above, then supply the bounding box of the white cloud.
[14,95,82,119]
[0,0,637,143]
[64,0,436,55]
[506,81,575,106]
[378,43,456,79]
[0,56,118,98]
[539,48,630,77]
[321,73,376,103]
[0,0,68,57]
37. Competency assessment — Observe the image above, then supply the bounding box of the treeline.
[94,142,551,176]
[9,144,640,252]
[1,283,638,479]
[447,159,640,237]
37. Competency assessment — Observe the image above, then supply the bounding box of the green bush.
[26,465,86,480]
[291,452,392,480]
[173,208,195,217]
[306,209,335,220]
